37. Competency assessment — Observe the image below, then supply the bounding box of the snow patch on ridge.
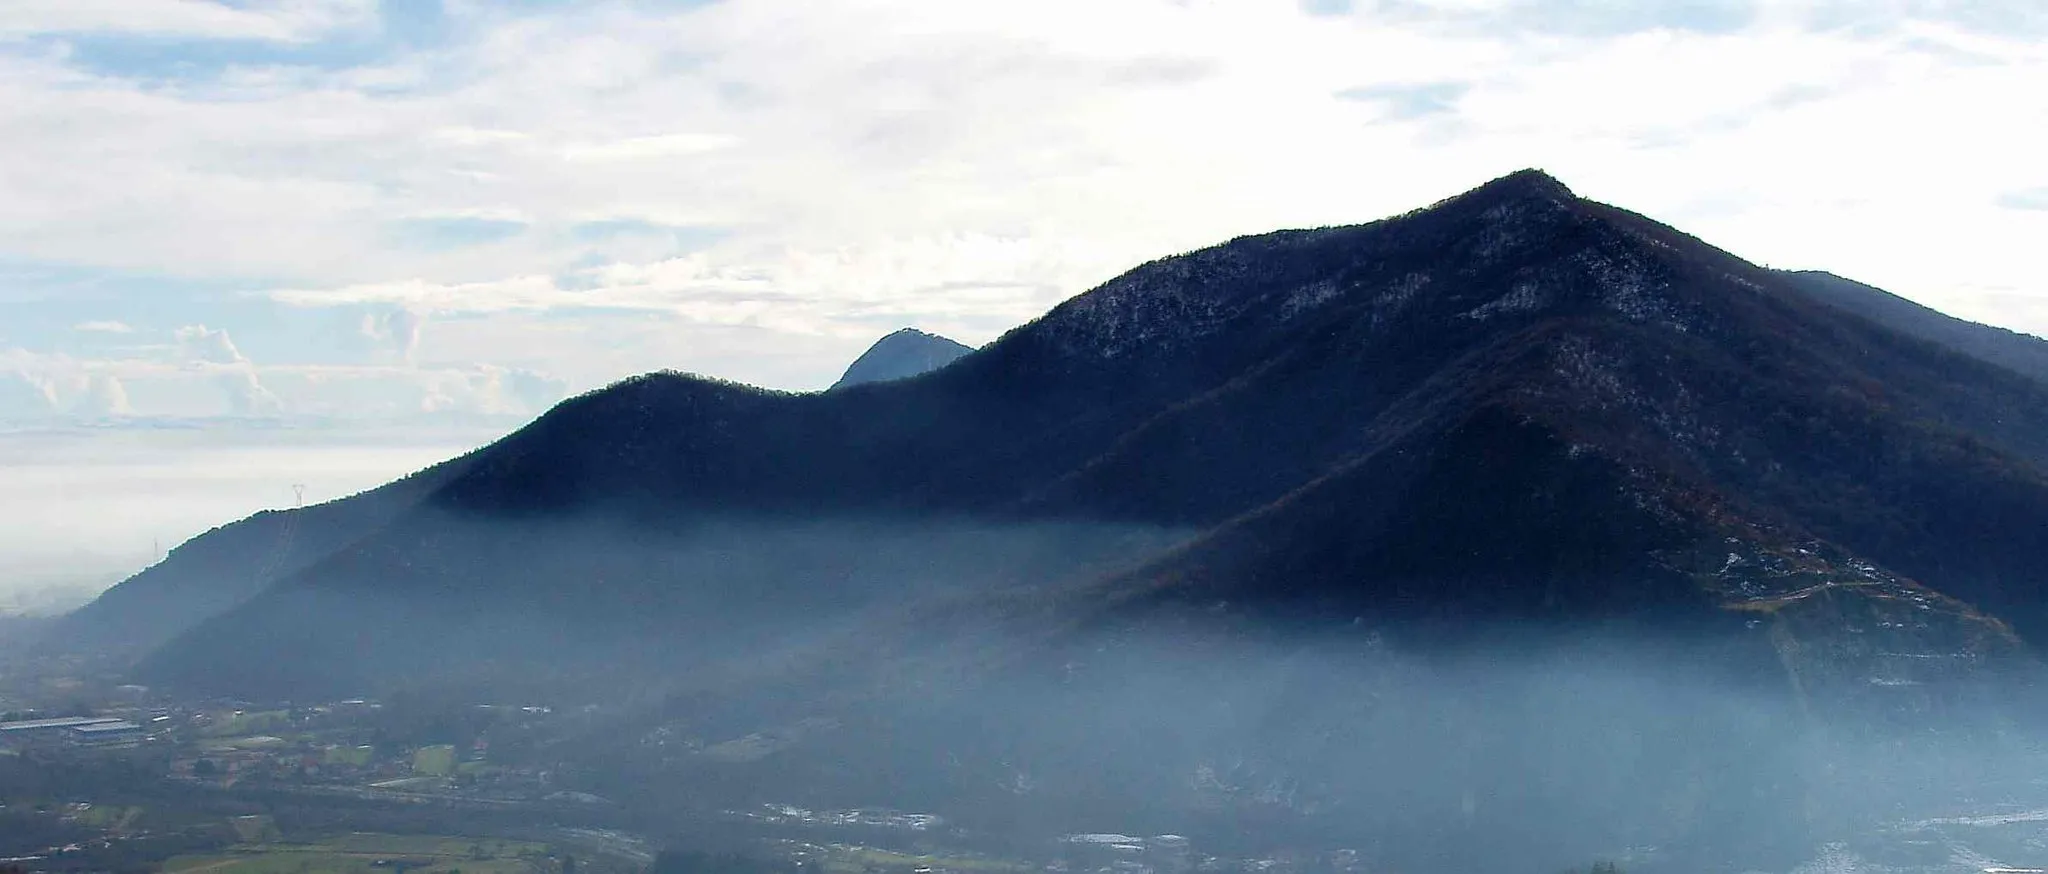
[1461,281,1549,321]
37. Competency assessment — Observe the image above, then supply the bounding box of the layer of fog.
[0,422,502,608]
[660,621,2048,874]
[138,515,1199,699]
[109,506,2048,874]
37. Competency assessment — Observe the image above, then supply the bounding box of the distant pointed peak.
[832,327,974,389]
[869,327,968,350]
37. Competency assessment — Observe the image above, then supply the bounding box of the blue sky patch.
[42,32,387,84]
[15,0,450,86]
[380,0,452,48]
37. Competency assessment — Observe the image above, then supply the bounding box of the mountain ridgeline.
[61,170,2048,872]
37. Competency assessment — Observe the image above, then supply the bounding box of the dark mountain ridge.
[115,169,2048,699]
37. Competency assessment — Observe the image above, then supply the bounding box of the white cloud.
[427,126,533,147]
[0,341,589,422]
[270,233,1127,349]
[76,372,133,416]
[419,365,568,416]
[560,133,742,163]
[359,307,425,362]
[175,324,248,365]
[215,366,283,416]
[0,369,60,416]
[73,320,136,334]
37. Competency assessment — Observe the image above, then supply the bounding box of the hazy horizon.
[0,420,508,604]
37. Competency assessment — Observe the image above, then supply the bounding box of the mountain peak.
[1427,168,1579,217]
[881,327,945,342]
[1024,168,1605,364]
[831,328,974,389]
[1478,167,1575,200]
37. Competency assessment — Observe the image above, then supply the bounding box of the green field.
[205,710,293,737]
[198,736,292,757]
[163,832,552,874]
[324,745,374,767]
[71,803,145,832]
[815,846,1029,874]
[230,815,283,843]
[412,745,458,777]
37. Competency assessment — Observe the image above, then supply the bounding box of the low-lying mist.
[916,634,2025,869]
[127,510,2048,874]
[589,608,2048,874]
[134,514,1195,700]
[885,627,2048,871]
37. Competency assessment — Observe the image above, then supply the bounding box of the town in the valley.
[0,647,1374,874]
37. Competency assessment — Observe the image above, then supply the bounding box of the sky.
[3,0,2047,600]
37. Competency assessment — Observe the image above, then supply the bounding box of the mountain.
[1777,269,2048,384]
[829,327,973,388]
[122,169,2048,695]
[45,330,965,658]
[49,456,476,656]
[67,170,2048,870]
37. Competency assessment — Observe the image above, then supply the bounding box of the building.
[0,716,124,750]
[69,721,145,749]
[0,717,147,751]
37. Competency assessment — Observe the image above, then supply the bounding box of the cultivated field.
[164,831,554,874]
